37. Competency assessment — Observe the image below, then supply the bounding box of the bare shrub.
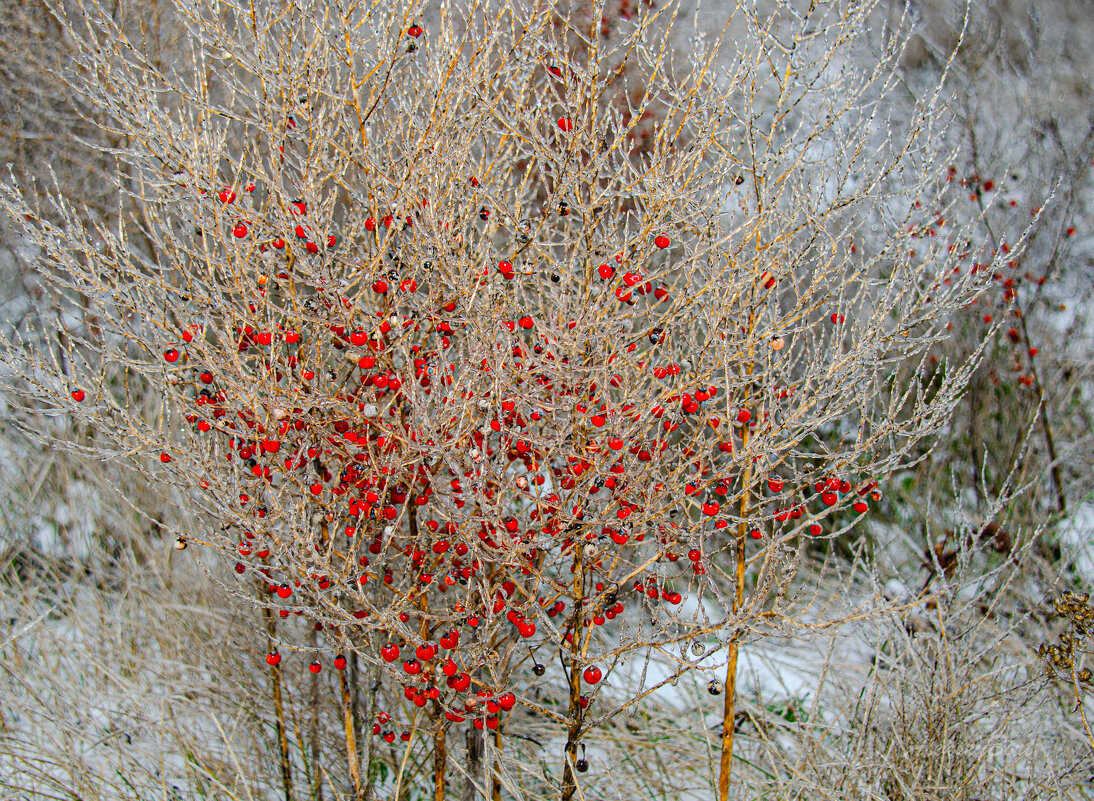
[879,0,1094,533]
[0,0,1020,798]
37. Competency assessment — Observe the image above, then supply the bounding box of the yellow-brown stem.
[1071,665,1094,754]
[264,605,295,801]
[340,667,362,800]
[393,712,418,801]
[463,620,484,801]
[718,371,753,801]
[361,654,381,801]
[309,626,323,801]
[434,703,447,801]
[561,545,585,801]
[718,556,745,801]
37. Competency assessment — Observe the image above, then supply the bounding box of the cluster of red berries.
[143,137,887,735]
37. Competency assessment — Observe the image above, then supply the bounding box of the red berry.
[654,235,670,249]
[71,389,85,402]
[164,348,179,363]
[808,523,822,536]
[218,188,236,204]
[266,651,282,666]
[309,661,322,674]
[583,666,602,684]
[407,24,423,37]
[379,644,399,662]
[597,263,614,279]
[333,654,347,670]
[232,223,248,238]
[558,116,573,132]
